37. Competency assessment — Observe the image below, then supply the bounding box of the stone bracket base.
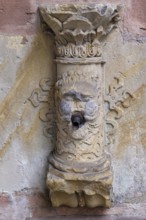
[46,169,112,208]
[50,191,111,208]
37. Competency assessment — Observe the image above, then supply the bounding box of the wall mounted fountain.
[39,4,121,208]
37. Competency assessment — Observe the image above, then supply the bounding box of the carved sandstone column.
[39,4,120,208]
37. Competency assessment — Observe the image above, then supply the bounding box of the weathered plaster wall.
[0,33,56,192]
[104,30,146,203]
[0,0,146,219]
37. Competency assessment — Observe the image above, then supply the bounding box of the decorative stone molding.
[38,4,121,208]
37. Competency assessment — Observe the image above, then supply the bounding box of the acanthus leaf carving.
[39,4,121,58]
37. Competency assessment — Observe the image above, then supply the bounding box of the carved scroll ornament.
[105,73,135,146]
[37,4,121,208]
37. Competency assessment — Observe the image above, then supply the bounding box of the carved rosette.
[39,4,120,208]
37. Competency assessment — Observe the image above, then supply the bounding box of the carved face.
[56,80,99,140]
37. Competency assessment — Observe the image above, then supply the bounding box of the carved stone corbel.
[39,4,121,208]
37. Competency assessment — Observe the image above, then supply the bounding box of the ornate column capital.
[40,4,120,61]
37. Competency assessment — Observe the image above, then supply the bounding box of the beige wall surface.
[0,0,146,207]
